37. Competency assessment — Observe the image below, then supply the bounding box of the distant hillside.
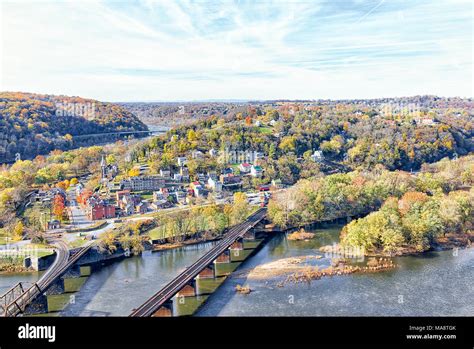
[0,92,148,162]
[120,102,249,127]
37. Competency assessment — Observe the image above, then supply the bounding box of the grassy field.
[146,227,163,240]
[134,191,153,200]
[257,126,273,134]
[68,237,88,249]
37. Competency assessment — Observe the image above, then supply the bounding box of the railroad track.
[130,208,267,317]
[2,241,92,317]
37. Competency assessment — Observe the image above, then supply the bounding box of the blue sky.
[1,0,472,101]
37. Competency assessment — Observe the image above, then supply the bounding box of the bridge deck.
[130,208,267,317]
[2,241,93,317]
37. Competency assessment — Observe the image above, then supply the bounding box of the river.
[1,225,472,316]
[197,225,474,316]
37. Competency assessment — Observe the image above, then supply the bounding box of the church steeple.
[101,155,107,179]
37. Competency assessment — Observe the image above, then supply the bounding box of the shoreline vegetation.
[269,155,474,258]
[0,261,31,274]
[235,284,252,294]
[320,230,473,257]
[287,228,315,241]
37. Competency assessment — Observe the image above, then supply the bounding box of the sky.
[1,0,473,101]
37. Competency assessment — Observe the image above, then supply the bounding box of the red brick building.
[86,196,116,220]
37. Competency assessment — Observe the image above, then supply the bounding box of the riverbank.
[151,235,222,251]
[320,230,474,257]
[0,263,31,274]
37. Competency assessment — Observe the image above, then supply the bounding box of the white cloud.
[0,0,472,100]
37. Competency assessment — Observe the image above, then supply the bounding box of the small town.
[0,0,472,347]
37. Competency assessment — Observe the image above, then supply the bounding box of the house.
[173,174,183,181]
[192,150,204,159]
[116,190,131,203]
[160,169,171,178]
[222,167,234,176]
[208,177,223,192]
[75,183,84,195]
[47,220,61,230]
[269,119,277,126]
[180,166,190,179]
[271,179,283,189]
[123,203,135,216]
[255,120,261,127]
[152,191,165,202]
[209,148,218,157]
[310,150,324,162]
[190,181,201,190]
[189,181,207,197]
[120,176,166,191]
[85,196,116,220]
[415,117,438,126]
[220,174,242,189]
[177,157,187,167]
[194,186,207,198]
[173,191,187,205]
[239,163,252,173]
[207,171,218,181]
[160,187,173,197]
[179,166,189,177]
[120,194,141,210]
[197,173,207,183]
[250,165,263,177]
[151,200,171,210]
[34,190,49,203]
[135,201,148,214]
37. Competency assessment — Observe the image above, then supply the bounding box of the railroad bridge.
[0,241,94,317]
[130,208,268,317]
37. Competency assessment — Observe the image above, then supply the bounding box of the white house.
[207,171,218,181]
[311,150,324,162]
[180,167,189,180]
[239,163,252,173]
[124,203,135,216]
[152,191,165,202]
[250,165,263,177]
[208,177,223,192]
[192,150,204,159]
[177,156,187,167]
[174,191,187,205]
[209,148,218,157]
[269,119,277,126]
[160,169,171,178]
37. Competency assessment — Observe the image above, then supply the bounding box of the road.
[67,188,94,228]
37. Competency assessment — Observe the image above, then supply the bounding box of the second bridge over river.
[130,208,268,317]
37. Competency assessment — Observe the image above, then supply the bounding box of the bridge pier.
[243,228,256,240]
[151,300,173,317]
[196,264,215,279]
[214,250,231,264]
[43,278,65,296]
[23,294,49,315]
[176,279,197,297]
[230,237,244,250]
[62,265,81,279]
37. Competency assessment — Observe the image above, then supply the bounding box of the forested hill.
[0,92,148,163]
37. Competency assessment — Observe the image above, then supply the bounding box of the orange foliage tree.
[398,191,429,216]
[52,194,66,220]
